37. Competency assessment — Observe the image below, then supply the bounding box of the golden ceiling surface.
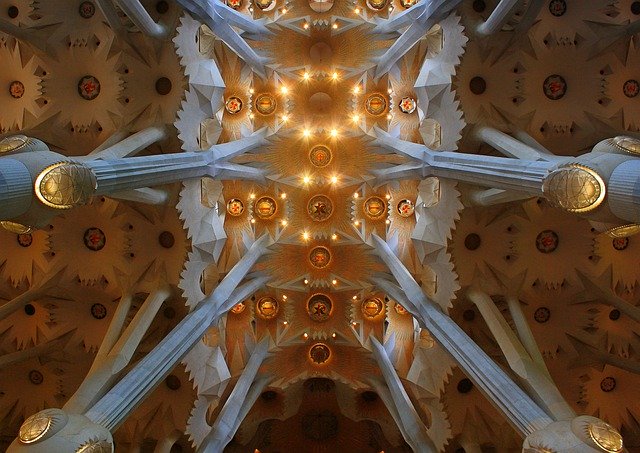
[2,0,640,452]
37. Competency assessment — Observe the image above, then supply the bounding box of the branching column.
[83,236,270,430]
[371,234,553,436]
[198,338,271,452]
[369,336,438,452]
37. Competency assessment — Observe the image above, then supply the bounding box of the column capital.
[7,408,113,453]
[523,416,625,453]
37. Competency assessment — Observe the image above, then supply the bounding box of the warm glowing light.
[330,176,338,184]
[282,295,287,300]
[250,193,256,199]
[388,5,392,10]
[302,231,310,240]
[352,114,360,122]
[330,129,338,137]
[303,72,310,80]
[280,85,289,95]
[354,220,360,226]
[331,233,338,240]
[280,193,287,199]
[354,7,360,13]
[385,219,390,224]
[332,72,338,80]
[353,192,359,198]
[352,295,357,300]
[303,129,311,137]
[281,7,287,13]
[332,23,338,29]
[332,333,336,338]
[283,320,288,325]
[250,218,256,224]
[303,333,308,338]
[249,88,255,94]
[281,115,289,122]
[281,220,288,226]
[303,22,309,29]
[303,175,311,184]
[352,321,357,326]
[387,88,392,94]
[353,85,361,94]
[304,279,309,284]
[332,279,337,285]
[387,114,392,120]
[249,113,255,119]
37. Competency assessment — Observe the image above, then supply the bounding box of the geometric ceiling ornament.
[307,293,332,322]
[309,246,331,268]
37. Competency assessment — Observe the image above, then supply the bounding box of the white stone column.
[476,0,522,36]
[374,0,461,78]
[90,126,168,159]
[371,234,553,436]
[474,126,546,161]
[369,336,438,452]
[176,0,270,77]
[115,0,169,38]
[198,338,271,452]
[83,236,269,430]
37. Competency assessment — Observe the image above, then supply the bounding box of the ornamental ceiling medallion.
[542,74,567,100]
[254,0,275,10]
[400,0,418,7]
[84,227,106,251]
[308,0,334,13]
[254,196,277,219]
[307,195,333,221]
[396,199,415,217]
[225,96,244,115]
[309,145,332,167]
[623,80,639,98]
[309,246,331,269]
[363,196,387,220]
[394,302,408,315]
[362,297,384,319]
[365,93,388,115]
[10,80,25,99]
[257,296,279,319]
[366,0,388,12]
[535,230,559,254]
[77,75,101,100]
[254,93,277,115]
[226,198,245,216]
[398,96,417,114]
[309,343,331,364]
[231,302,246,314]
[307,294,333,322]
